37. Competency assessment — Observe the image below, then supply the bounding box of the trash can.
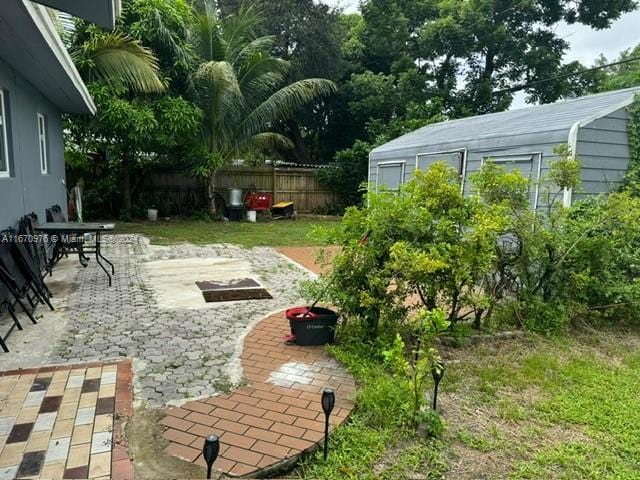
[286,306,339,346]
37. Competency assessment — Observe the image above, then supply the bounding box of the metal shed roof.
[371,87,640,156]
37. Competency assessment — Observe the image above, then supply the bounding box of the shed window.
[0,90,9,178]
[377,162,405,191]
[38,113,49,175]
[482,153,542,209]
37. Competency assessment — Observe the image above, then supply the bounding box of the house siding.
[0,58,67,229]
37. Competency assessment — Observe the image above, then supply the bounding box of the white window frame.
[481,152,543,210]
[0,90,10,178]
[376,160,406,192]
[415,148,468,193]
[37,113,48,175]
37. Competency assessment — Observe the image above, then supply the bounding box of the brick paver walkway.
[276,247,338,275]
[0,361,134,479]
[162,248,355,477]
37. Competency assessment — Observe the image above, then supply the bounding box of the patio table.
[35,223,116,286]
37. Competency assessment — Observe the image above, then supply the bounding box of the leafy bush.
[310,147,640,338]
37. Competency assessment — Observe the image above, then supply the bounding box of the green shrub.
[311,146,640,338]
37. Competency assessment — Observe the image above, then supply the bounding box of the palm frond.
[243,132,295,153]
[238,54,290,99]
[221,5,263,63]
[241,79,337,138]
[233,35,277,66]
[72,32,165,94]
[194,61,244,150]
[194,3,225,61]
[148,9,191,65]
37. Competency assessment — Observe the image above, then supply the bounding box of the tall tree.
[219,0,349,163]
[190,3,336,216]
[357,0,637,114]
[67,1,202,219]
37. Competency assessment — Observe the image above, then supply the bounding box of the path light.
[321,388,336,460]
[431,362,445,411]
[203,434,220,479]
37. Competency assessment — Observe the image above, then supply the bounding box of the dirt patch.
[126,407,207,480]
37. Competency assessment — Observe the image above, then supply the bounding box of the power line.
[495,55,640,95]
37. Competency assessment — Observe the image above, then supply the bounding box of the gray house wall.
[0,57,67,229]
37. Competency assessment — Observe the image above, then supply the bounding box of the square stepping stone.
[45,437,71,464]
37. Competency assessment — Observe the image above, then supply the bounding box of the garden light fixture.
[321,388,336,460]
[203,434,220,479]
[431,362,445,410]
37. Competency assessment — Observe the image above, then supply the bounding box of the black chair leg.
[8,305,23,331]
[15,297,37,325]
[0,337,8,353]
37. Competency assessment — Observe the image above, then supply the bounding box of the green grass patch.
[442,331,640,479]
[115,218,340,247]
[298,338,447,479]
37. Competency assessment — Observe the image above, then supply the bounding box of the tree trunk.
[207,171,218,218]
[122,158,132,220]
[287,120,311,164]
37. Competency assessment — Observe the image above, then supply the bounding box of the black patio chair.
[5,229,54,306]
[18,213,52,278]
[0,279,24,353]
[0,264,38,326]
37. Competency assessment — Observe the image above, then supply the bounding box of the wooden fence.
[141,165,336,215]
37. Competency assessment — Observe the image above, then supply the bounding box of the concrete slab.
[143,257,260,309]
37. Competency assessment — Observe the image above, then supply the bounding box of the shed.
[369,87,640,207]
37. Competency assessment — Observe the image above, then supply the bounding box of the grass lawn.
[115,217,340,247]
[300,327,640,479]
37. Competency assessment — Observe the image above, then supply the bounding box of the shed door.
[483,153,542,209]
[377,161,405,191]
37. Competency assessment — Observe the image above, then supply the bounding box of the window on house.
[376,161,406,191]
[0,90,9,178]
[38,113,48,175]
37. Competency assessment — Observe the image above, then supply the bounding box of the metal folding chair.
[0,264,38,326]
[0,280,24,353]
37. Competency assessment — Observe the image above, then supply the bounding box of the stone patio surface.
[162,310,355,477]
[0,361,133,480]
[0,236,312,405]
[0,238,356,479]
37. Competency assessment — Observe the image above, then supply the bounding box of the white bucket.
[247,210,257,223]
[148,209,158,222]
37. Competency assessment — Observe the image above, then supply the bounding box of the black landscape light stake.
[321,388,336,460]
[431,362,445,411]
[203,434,220,479]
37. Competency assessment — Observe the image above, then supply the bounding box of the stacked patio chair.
[0,279,24,353]
[18,213,52,278]
[0,263,38,327]
[5,228,54,307]
[0,231,52,322]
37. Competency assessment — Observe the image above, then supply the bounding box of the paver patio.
[0,238,354,478]
[0,361,133,479]
[162,309,355,477]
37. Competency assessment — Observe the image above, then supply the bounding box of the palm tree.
[71,26,165,94]
[191,3,337,216]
